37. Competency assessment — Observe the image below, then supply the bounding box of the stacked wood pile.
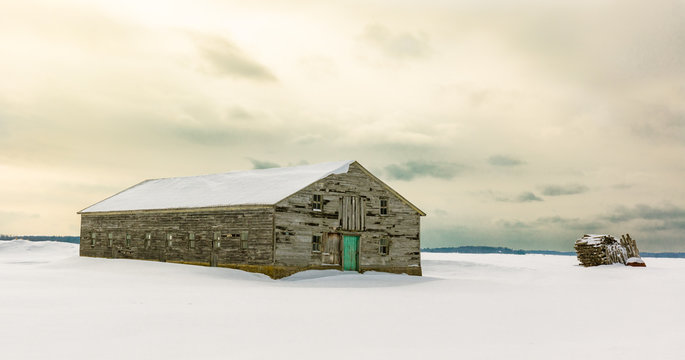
[621,234,647,267]
[575,233,645,267]
[575,234,627,266]
[620,234,640,258]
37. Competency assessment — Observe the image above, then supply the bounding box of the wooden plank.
[80,208,275,266]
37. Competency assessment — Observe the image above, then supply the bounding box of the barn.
[78,160,425,278]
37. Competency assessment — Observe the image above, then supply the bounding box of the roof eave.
[78,204,276,216]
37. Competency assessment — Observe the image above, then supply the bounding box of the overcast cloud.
[384,161,464,181]
[541,184,589,196]
[1,0,684,251]
[488,155,525,167]
[192,33,278,81]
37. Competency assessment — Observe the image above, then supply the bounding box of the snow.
[627,257,646,264]
[576,234,613,245]
[2,240,685,359]
[80,160,353,213]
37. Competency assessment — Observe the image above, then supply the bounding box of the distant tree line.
[0,235,80,244]
[421,245,685,258]
[422,246,526,255]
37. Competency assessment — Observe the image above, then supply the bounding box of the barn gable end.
[273,162,422,275]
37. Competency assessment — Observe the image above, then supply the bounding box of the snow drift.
[1,240,683,360]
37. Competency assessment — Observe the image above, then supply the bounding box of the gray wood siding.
[79,208,274,266]
[273,163,421,271]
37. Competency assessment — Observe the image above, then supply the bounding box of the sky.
[1,0,684,251]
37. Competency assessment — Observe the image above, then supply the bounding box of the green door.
[342,235,359,271]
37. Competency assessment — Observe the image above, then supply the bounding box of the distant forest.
[422,246,685,258]
[422,246,527,255]
[0,235,80,244]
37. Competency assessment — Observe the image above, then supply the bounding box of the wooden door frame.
[322,232,343,266]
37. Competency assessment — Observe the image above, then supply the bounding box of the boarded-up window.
[312,194,323,211]
[380,198,388,215]
[312,235,322,252]
[339,196,365,231]
[379,238,389,255]
[240,231,249,249]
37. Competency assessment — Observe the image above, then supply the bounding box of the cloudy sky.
[1,0,684,251]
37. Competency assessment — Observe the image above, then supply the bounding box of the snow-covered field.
[1,240,684,359]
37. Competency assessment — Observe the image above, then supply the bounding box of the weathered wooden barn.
[78,160,425,278]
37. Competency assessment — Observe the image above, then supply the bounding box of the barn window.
[240,231,249,249]
[214,232,221,241]
[166,234,173,248]
[108,237,113,247]
[312,235,322,252]
[380,198,388,215]
[145,239,151,248]
[189,232,195,249]
[379,238,389,255]
[146,233,152,240]
[91,233,96,247]
[213,240,221,249]
[312,194,323,211]
[126,234,131,247]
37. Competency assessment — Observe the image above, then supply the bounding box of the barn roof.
[79,160,355,214]
[79,160,425,215]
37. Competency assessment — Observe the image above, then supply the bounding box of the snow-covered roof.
[79,160,355,213]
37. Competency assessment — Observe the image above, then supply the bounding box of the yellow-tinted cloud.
[0,0,683,250]
[191,33,278,81]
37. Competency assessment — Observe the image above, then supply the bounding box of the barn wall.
[79,207,274,266]
[273,162,422,275]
